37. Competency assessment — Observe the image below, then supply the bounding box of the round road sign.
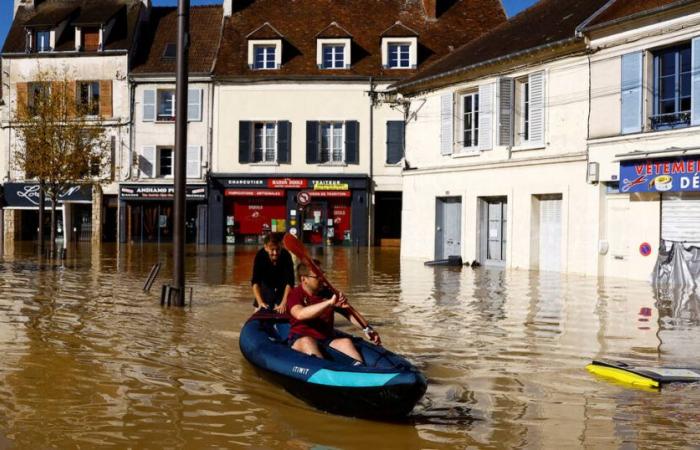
[639,242,652,257]
[297,191,311,206]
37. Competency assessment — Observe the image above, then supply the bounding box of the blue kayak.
[239,312,428,419]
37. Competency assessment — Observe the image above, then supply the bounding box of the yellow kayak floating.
[587,360,700,390]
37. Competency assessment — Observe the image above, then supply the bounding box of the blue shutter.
[621,52,644,134]
[277,121,291,163]
[440,93,453,155]
[386,120,404,164]
[345,121,359,164]
[143,89,155,122]
[306,121,319,164]
[239,121,252,164]
[692,37,700,126]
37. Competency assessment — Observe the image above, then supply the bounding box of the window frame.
[316,38,351,69]
[77,81,100,116]
[252,121,278,163]
[157,147,174,178]
[34,30,51,52]
[319,121,345,164]
[381,37,417,69]
[28,81,51,116]
[515,77,530,145]
[156,89,176,122]
[247,40,282,70]
[651,43,692,131]
[460,91,480,151]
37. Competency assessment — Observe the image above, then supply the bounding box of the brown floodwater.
[0,243,699,449]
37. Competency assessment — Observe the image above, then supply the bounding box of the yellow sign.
[314,183,349,191]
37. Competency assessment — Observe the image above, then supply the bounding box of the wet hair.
[297,259,321,282]
[263,232,282,246]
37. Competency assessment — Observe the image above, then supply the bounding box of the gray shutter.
[478,83,493,151]
[186,145,201,178]
[143,89,155,122]
[662,193,700,244]
[386,120,404,164]
[345,121,359,164]
[187,88,202,122]
[306,121,319,164]
[621,52,643,134]
[440,93,453,155]
[498,78,514,146]
[239,121,252,164]
[139,145,155,178]
[277,121,291,163]
[528,71,545,146]
[692,37,700,126]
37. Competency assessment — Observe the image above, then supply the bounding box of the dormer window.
[316,38,351,69]
[247,40,282,70]
[34,30,51,52]
[81,27,100,52]
[381,37,417,69]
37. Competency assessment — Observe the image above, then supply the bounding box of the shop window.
[652,44,691,130]
[77,81,100,116]
[157,148,173,178]
[461,92,479,150]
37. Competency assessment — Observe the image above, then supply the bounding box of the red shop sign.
[225,189,285,197]
[268,178,308,189]
[308,191,351,198]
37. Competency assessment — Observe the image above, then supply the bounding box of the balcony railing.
[650,111,691,130]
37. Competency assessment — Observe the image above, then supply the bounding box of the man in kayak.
[287,261,380,364]
[251,233,295,313]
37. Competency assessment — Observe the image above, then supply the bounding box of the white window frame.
[319,122,345,164]
[515,76,530,145]
[252,122,278,163]
[157,147,174,178]
[381,37,417,69]
[156,89,176,122]
[247,39,282,70]
[35,30,51,52]
[316,38,351,69]
[460,91,479,151]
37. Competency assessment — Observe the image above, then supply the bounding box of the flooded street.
[1,244,699,449]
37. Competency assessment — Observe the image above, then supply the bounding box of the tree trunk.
[50,193,57,258]
[38,180,45,255]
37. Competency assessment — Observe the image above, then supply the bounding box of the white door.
[435,197,462,259]
[538,196,562,272]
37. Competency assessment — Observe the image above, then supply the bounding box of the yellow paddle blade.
[586,364,660,389]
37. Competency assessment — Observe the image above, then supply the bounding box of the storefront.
[208,175,369,246]
[119,184,208,244]
[1,182,93,243]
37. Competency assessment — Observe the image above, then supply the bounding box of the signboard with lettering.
[225,189,285,197]
[268,178,308,189]
[120,185,207,200]
[312,180,350,191]
[308,191,352,198]
[620,157,700,193]
[3,183,92,207]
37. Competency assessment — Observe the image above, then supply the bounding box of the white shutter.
[662,193,700,244]
[498,78,514,146]
[478,83,493,151]
[186,145,202,178]
[539,197,562,272]
[143,90,155,122]
[440,93,454,155]
[187,88,202,122]
[139,146,155,178]
[621,52,644,134]
[528,71,545,146]
[692,37,700,126]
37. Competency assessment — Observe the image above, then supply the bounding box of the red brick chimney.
[423,0,437,19]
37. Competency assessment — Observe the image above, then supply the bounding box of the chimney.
[223,0,232,17]
[422,0,437,19]
[14,0,39,19]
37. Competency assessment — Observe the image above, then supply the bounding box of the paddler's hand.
[364,326,382,346]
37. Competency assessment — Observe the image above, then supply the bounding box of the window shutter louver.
[528,71,545,146]
[16,82,28,115]
[239,121,252,164]
[143,89,155,122]
[386,121,405,164]
[498,78,514,146]
[186,145,201,178]
[187,88,202,122]
[621,52,644,134]
[478,84,493,151]
[306,121,320,164]
[277,121,291,163]
[440,93,453,155]
[99,80,112,118]
[345,121,359,164]
[692,37,700,126]
[139,146,155,178]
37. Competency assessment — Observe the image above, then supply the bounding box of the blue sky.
[0,0,539,53]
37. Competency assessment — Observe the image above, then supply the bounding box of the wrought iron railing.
[650,111,691,130]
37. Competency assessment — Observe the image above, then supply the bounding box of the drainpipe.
[368,77,375,247]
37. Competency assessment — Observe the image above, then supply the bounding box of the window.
[162,43,176,59]
[28,82,50,115]
[322,44,345,69]
[158,148,173,177]
[320,122,344,163]
[253,122,277,163]
[652,44,691,130]
[254,45,276,69]
[157,90,175,121]
[82,28,99,52]
[34,30,50,52]
[77,81,100,115]
[388,43,411,69]
[461,92,479,149]
[515,77,530,144]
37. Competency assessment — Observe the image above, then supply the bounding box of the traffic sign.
[297,191,311,206]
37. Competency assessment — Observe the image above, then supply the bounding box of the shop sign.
[620,157,700,193]
[312,180,349,191]
[308,191,352,198]
[224,178,266,187]
[225,189,285,197]
[268,178,308,189]
[3,182,92,207]
[120,185,207,200]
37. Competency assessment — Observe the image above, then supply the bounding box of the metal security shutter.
[539,196,562,272]
[662,193,700,244]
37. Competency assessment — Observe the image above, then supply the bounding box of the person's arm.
[334,292,382,345]
[252,284,269,310]
[290,295,338,321]
[275,285,292,314]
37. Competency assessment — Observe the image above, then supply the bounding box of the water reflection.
[0,244,700,447]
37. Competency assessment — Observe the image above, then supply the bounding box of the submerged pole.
[172,0,190,307]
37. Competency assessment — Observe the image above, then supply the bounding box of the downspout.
[368,76,375,247]
[127,78,136,180]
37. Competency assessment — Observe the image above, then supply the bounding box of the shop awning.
[614,146,700,162]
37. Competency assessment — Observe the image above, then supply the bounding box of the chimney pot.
[423,0,437,19]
